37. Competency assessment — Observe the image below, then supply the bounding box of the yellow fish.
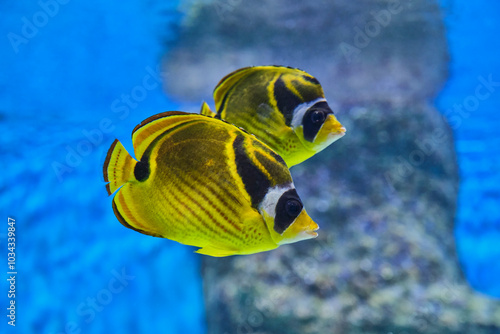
[103,111,318,257]
[202,65,346,167]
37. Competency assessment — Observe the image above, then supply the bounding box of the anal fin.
[195,245,239,257]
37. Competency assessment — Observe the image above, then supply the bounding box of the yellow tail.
[103,139,137,195]
[200,101,217,117]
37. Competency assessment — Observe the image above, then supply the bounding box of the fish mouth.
[278,213,319,245]
[313,119,346,147]
[305,225,319,238]
[305,230,319,238]
[328,126,347,144]
[333,126,347,136]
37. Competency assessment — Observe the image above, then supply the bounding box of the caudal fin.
[200,101,217,117]
[103,139,137,195]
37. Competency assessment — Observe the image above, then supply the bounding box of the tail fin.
[103,139,137,195]
[200,101,217,117]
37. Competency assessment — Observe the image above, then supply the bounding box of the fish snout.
[278,210,319,245]
[312,114,346,151]
[305,221,319,238]
[325,114,346,135]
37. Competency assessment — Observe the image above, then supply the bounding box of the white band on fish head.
[258,183,295,220]
[290,97,327,130]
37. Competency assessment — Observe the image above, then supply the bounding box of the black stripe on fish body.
[274,188,303,234]
[217,78,240,117]
[253,151,291,186]
[302,75,320,85]
[233,134,271,208]
[254,141,287,167]
[290,78,324,103]
[217,91,230,116]
[251,140,291,184]
[274,76,303,126]
[302,101,334,142]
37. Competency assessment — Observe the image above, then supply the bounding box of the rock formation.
[163,0,500,333]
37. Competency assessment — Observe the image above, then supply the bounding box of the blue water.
[1,1,205,333]
[1,1,499,333]
[437,0,500,298]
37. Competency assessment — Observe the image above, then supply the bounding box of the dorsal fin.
[131,111,194,160]
[214,66,257,112]
[200,101,217,117]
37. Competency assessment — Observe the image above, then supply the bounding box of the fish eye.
[285,199,302,218]
[310,110,326,124]
[301,102,334,142]
[273,189,303,234]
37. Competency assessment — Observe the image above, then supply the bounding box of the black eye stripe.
[274,189,303,234]
[309,101,332,112]
[302,102,334,142]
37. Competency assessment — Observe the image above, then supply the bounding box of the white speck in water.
[381,265,394,280]
[350,106,368,119]
[315,198,331,212]
[359,258,372,271]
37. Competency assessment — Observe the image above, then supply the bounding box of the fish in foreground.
[201,65,346,167]
[103,111,319,257]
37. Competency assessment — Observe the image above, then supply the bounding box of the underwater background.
[1,0,499,333]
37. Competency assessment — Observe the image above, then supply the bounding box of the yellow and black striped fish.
[103,111,318,257]
[201,66,346,167]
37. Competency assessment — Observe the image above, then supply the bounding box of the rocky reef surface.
[164,0,500,333]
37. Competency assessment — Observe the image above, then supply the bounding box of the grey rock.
[164,0,500,333]
[163,0,448,106]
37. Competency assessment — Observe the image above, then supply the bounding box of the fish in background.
[201,65,346,167]
[103,111,318,257]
